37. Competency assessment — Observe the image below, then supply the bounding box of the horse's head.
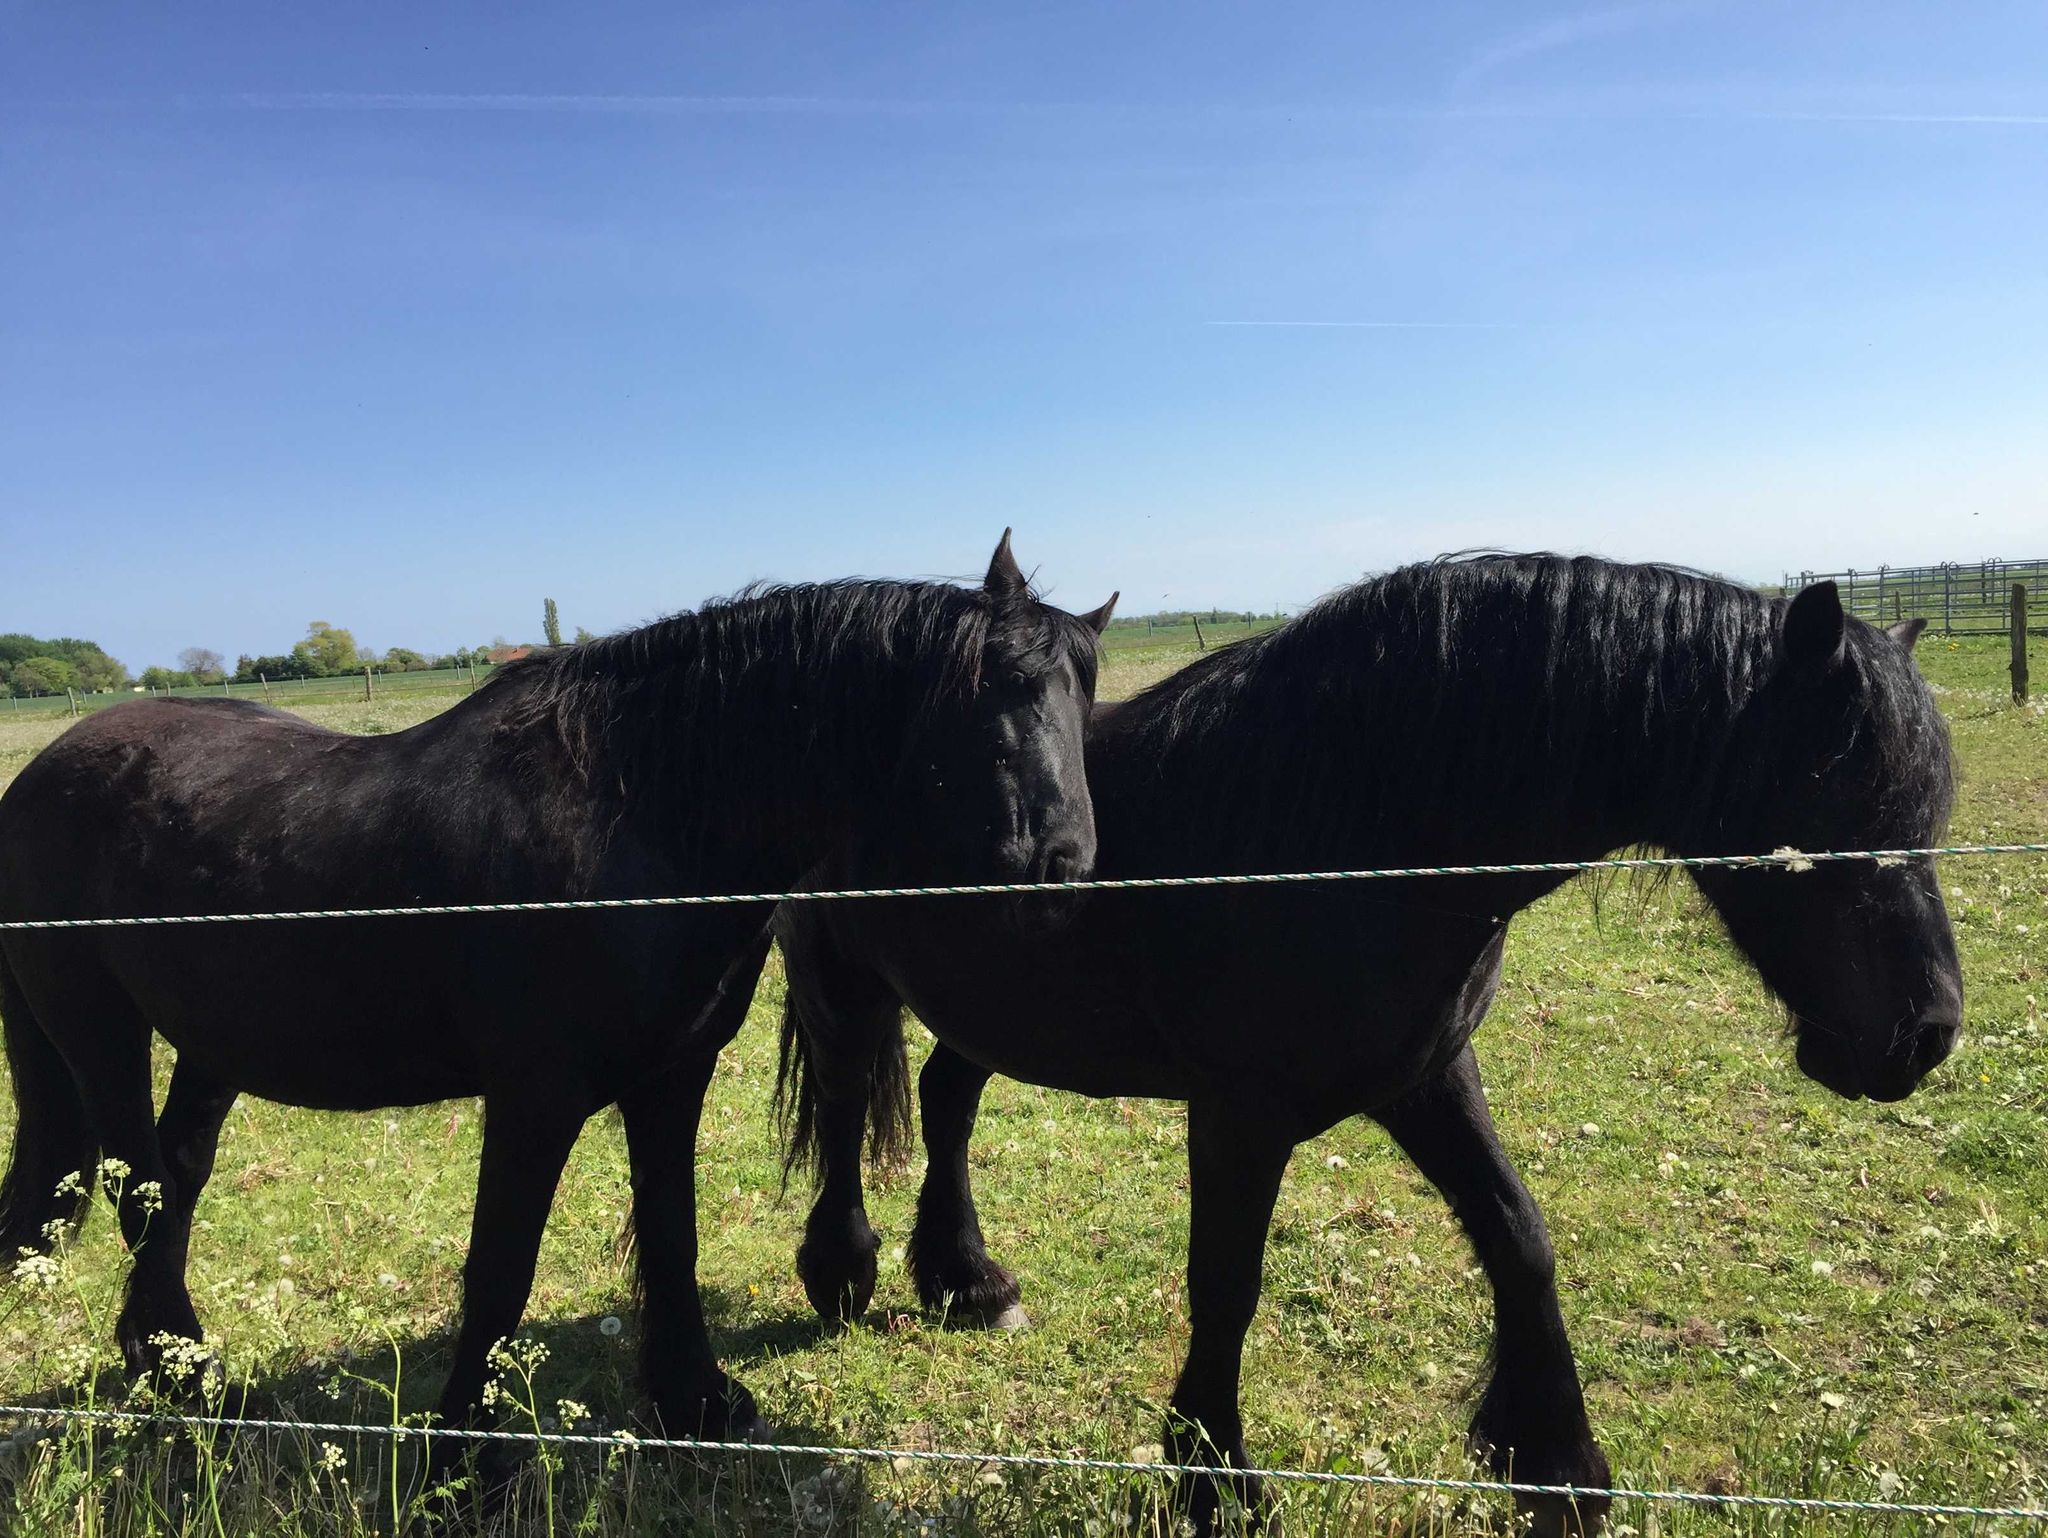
[1690,582,1961,1102]
[888,532,1114,921]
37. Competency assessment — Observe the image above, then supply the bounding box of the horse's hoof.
[990,1303,1031,1332]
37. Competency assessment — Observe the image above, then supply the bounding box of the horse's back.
[0,698,362,905]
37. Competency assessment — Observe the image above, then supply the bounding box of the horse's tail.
[0,951,96,1259]
[773,951,914,1191]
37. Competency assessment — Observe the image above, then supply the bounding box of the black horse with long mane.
[774,553,1961,1534]
[0,535,1113,1451]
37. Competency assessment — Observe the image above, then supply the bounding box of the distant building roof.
[485,645,532,665]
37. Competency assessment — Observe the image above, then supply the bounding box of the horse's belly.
[106,933,483,1110]
[1136,895,1508,1123]
[881,936,1191,1100]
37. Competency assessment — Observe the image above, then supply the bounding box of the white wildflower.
[13,1251,61,1289]
[148,1333,212,1384]
[598,1315,624,1338]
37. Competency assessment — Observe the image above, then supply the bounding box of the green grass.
[3,669,493,723]
[0,634,2043,1535]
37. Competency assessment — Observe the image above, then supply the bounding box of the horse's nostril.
[1910,1015,1960,1074]
[1038,841,1089,883]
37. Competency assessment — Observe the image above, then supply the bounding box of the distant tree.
[235,652,319,683]
[11,657,77,696]
[140,666,198,691]
[572,626,596,644]
[0,633,127,692]
[542,598,563,648]
[177,647,226,683]
[383,646,428,672]
[294,622,359,677]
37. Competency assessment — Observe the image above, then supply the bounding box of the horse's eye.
[1008,670,1029,691]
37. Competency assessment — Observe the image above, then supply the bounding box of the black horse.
[774,554,1961,1535]
[0,535,1114,1451]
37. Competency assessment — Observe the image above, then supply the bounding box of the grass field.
[3,668,493,723]
[0,628,2041,1536]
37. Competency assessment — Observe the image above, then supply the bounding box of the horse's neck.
[1092,623,1742,873]
[545,643,869,888]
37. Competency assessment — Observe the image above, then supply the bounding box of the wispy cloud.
[1207,320,1523,329]
[175,91,2048,130]
[183,92,948,115]
[1453,1,1708,93]
[1742,111,2048,126]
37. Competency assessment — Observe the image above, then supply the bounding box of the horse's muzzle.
[1000,838,1093,934]
[1795,1008,1960,1103]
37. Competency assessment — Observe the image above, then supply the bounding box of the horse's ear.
[1782,581,1846,674]
[1886,616,1928,651]
[984,529,1027,601]
[1077,591,1119,635]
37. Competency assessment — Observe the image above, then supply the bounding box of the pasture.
[0,630,2042,1536]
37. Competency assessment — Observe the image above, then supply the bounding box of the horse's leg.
[431,1096,585,1428]
[1164,1097,1294,1533]
[113,1059,238,1385]
[58,1012,202,1378]
[794,1045,885,1325]
[619,1052,770,1437]
[155,1060,236,1230]
[905,1042,1024,1327]
[1373,1045,1610,1538]
[781,931,900,1326]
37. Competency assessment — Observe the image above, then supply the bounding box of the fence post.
[223,677,232,698]
[67,688,80,719]
[1943,566,1953,635]
[1191,616,1207,651]
[364,667,375,702]
[2014,584,2031,704]
[260,673,272,702]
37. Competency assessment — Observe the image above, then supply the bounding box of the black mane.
[483,577,1097,860]
[1098,553,1951,868]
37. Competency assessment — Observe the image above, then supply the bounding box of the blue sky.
[5,3,2045,672]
